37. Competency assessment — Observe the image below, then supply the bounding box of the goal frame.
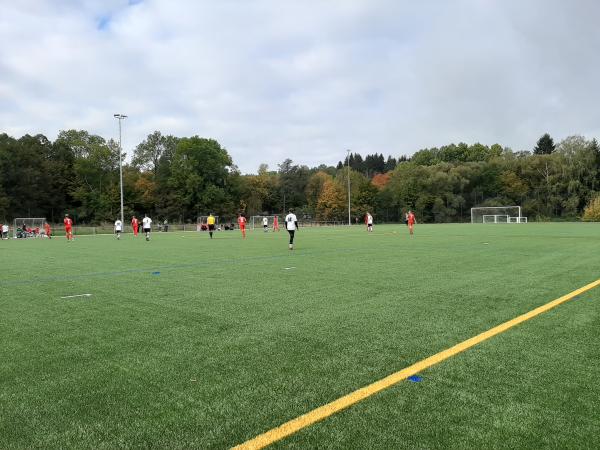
[251,215,278,230]
[13,217,46,238]
[471,206,522,224]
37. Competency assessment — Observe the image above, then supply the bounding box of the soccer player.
[131,216,139,236]
[263,216,269,232]
[238,213,247,238]
[285,209,298,250]
[64,214,73,241]
[44,222,52,239]
[207,213,216,239]
[2,223,8,239]
[407,210,416,236]
[114,218,123,240]
[142,214,152,241]
[365,212,373,232]
[273,215,280,231]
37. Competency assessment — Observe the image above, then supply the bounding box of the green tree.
[534,133,556,155]
[355,180,379,215]
[0,134,53,219]
[384,156,397,172]
[242,165,281,215]
[168,137,234,219]
[132,131,178,176]
[278,159,310,211]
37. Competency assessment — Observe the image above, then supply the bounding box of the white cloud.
[1,0,598,173]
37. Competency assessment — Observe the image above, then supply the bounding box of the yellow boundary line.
[232,278,600,450]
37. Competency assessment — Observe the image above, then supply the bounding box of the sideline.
[232,278,600,450]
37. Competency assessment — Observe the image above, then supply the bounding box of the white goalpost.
[13,218,46,238]
[196,216,219,231]
[251,215,278,231]
[471,206,527,224]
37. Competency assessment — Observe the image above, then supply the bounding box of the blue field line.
[0,246,367,287]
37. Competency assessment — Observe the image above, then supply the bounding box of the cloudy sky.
[1,0,599,173]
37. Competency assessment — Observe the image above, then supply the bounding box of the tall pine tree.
[534,133,556,154]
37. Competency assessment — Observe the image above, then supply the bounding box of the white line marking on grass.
[283,267,296,270]
[60,294,92,299]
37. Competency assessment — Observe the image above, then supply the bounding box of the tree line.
[1,130,599,224]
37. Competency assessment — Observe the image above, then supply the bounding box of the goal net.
[251,215,279,230]
[13,217,46,238]
[471,206,526,224]
[196,215,219,231]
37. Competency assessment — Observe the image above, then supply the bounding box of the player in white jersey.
[142,215,152,241]
[263,216,269,232]
[284,209,298,250]
[1,223,8,239]
[114,219,123,240]
[365,212,373,232]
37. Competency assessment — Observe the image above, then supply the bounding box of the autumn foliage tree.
[582,196,600,221]
[305,171,332,214]
[316,179,346,221]
[371,172,391,190]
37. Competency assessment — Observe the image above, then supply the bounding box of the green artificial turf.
[1,223,598,449]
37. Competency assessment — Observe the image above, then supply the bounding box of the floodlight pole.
[114,114,127,225]
[346,149,351,226]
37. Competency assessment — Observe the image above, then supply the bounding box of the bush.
[582,196,600,221]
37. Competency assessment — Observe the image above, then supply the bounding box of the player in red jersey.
[238,213,247,238]
[407,210,416,236]
[63,214,73,241]
[131,216,139,237]
[273,215,280,231]
[44,222,52,239]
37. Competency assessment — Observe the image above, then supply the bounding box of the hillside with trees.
[1,130,599,223]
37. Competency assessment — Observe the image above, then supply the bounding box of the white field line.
[60,294,92,299]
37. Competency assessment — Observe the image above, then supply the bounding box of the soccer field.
[1,223,599,449]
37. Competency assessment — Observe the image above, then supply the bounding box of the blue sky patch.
[96,15,111,30]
